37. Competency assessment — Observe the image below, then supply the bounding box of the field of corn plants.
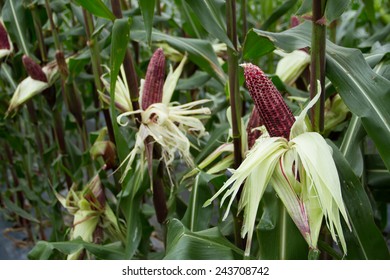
[0,0,389,260]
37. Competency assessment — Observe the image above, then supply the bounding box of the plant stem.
[4,143,33,241]
[147,140,168,243]
[82,9,116,145]
[145,140,168,225]
[44,0,86,132]
[52,106,73,188]
[329,20,337,43]
[28,2,47,62]
[310,0,327,132]
[28,2,71,188]
[152,160,168,225]
[45,0,91,179]
[227,0,245,251]
[226,0,242,169]
[22,149,47,241]
[44,0,61,52]
[156,0,162,16]
[26,101,53,184]
[82,9,121,190]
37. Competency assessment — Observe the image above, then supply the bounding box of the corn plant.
[0,0,389,260]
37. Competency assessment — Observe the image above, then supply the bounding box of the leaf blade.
[164,219,243,260]
[138,0,156,45]
[131,28,226,85]
[74,0,116,20]
[184,0,234,49]
[328,141,389,260]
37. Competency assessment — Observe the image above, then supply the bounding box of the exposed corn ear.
[141,48,165,110]
[22,55,48,82]
[7,59,59,115]
[242,63,295,139]
[0,20,12,58]
[246,108,263,149]
[0,20,10,49]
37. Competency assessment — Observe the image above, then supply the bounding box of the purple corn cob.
[246,107,263,149]
[142,48,165,110]
[242,63,295,139]
[0,21,11,50]
[22,55,48,82]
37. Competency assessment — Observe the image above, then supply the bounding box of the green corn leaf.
[2,0,32,55]
[328,141,390,260]
[340,115,366,177]
[366,154,390,203]
[119,164,146,259]
[256,189,308,260]
[325,0,351,22]
[297,0,350,22]
[261,0,298,31]
[359,25,390,49]
[184,0,234,49]
[173,0,207,38]
[131,28,226,85]
[195,123,230,163]
[74,0,116,21]
[164,219,243,260]
[176,71,211,90]
[3,196,39,223]
[181,172,214,232]
[110,18,131,163]
[362,0,376,23]
[138,0,156,46]
[28,239,125,260]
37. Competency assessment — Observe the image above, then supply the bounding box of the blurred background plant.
[0,0,388,260]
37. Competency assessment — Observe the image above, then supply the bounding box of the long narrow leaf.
[261,0,297,31]
[3,196,39,223]
[328,141,389,260]
[256,190,308,260]
[296,0,350,22]
[138,0,156,45]
[131,28,226,85]
[184,0,234,49]
[340,115,366,177]
[165,219,243,260]
[74,0,115,21]
[28,239,125,260]
[2,0,32,55]
[181,172,214,232]
[110,18,131,162]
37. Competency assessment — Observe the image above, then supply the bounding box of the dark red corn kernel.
[22,55,48,82]
[142,48,165,110]
[290,16,300,28]
[242,63,295,139]
[0,21,11,50]
[247,107,263,149]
